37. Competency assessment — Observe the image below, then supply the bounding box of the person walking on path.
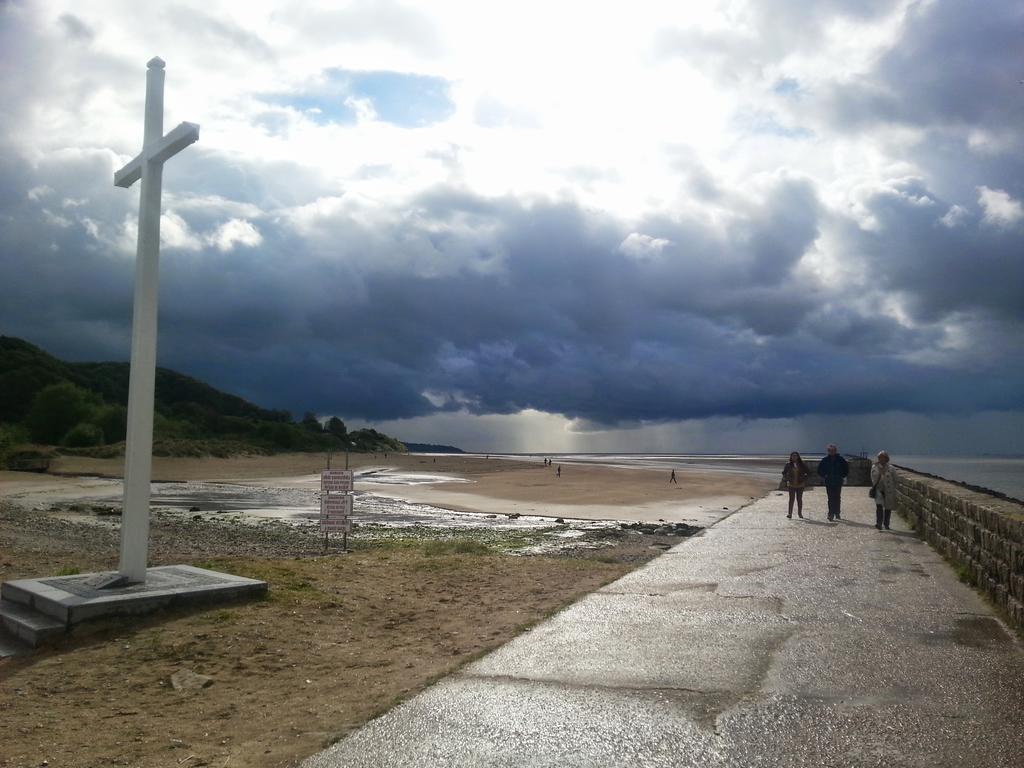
[817,443,850,521]
[782,452,810,519]
[871,450,898,530]
[670,469,677,484]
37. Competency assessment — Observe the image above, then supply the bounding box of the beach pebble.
[170,669,214,691]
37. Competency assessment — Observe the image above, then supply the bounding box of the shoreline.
[2,452,779,527]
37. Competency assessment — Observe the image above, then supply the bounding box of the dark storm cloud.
[0,151,135,360]
[820,0,1024,132]
[836,177,1024,326]
[5,132,1019,428]
[2,1,1021,435]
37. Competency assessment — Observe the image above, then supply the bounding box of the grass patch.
[349,525,559,556]
[421,539,492,556]
[55,566,81,576]
[198,609,238,624]
[190,558,325,603]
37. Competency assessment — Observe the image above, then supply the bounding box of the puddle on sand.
[67,478,617,536]
[27,471,666,554]
[358,470,474,487]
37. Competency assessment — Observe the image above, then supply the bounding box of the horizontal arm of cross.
[114,121,200,188]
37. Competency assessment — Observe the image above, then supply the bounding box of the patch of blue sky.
[272,93,357,125]
[265,69,454,128]
[773,77,802,97]
[735,109,813,140]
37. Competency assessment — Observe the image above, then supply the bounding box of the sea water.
[890,455,1024,501]
[534,453,1024,501]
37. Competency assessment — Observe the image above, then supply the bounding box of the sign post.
[321,469,354,552]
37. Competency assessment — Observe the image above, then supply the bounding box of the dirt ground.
[0,494,668,768]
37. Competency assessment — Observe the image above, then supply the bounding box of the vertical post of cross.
[114,58,199,584]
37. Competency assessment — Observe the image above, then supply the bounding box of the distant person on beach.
[556,465,561,478]
[670,469,677,484]
[782,452,809,519]
[871,450,898,530]
[817,443,849,521]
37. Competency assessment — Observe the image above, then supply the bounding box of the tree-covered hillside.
[0,336,406,461]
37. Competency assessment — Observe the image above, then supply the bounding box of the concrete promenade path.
[304,487,1024,768]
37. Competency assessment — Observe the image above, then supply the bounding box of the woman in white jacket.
[871,450,898,530]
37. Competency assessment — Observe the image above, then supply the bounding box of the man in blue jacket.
[817,444,849,521]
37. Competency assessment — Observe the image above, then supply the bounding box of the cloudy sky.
[1,0,1022,454]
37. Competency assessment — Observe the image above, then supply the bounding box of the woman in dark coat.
[782,451,810,519]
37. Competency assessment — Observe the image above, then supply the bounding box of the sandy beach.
[7,452,777,526]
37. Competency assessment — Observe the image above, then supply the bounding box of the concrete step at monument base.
[0,598,67,648]
[1,579,73,623]
[0,625,33,657]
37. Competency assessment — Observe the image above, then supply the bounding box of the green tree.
[63,422,104,447]
[24,382,100,444]
[0,423,28,466]
[301,411,323,433]
[256,421,300,450]
[91,404,128,444]
[326,416,347,440]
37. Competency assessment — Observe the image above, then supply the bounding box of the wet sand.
[5,453,777,525]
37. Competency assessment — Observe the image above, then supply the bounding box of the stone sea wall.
[893,469,1024,632]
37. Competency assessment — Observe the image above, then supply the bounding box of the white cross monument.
[113,57,199,584]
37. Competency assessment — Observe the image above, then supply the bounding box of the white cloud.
[80,217,99,239]
[977,186,1024,228]
[938,204,968,228]
[619,233,672,259]
[967,128,1017,155]
[27,185,53,201]
[161,211,204,250]
[937,204,966,228]
[208,218,263,251]
[41,208,72,228]
[168,194,264,220]
[344,95,378,123]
